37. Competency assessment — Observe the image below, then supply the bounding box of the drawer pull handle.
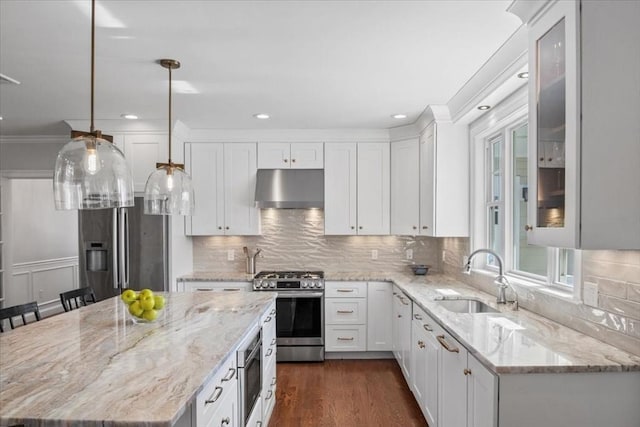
[264,316,272,323]
[414,314,423,320]
[271,338,277,345]
[221,417,231,426]
[271,377,277,386]
[337,310,354,314]
[266,390,274,400]
[223,288,240,292]
[266,348,273,356]
[436,335,460,353]
[464,368,472,376]
[197,288,213,291]
[271,309,276,315]
[205,386,223,404]
[423,324,433,332]
[337,289,354,293]
[221,368,236,382]
[337,337,354,341]
[401,298,409,306]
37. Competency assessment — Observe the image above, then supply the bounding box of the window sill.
[471,268,581,305]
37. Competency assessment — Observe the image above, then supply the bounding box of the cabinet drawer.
[325,281,367,298]
[196,355,237,427]
[326,325,367,351]
[184,281,251,292]
[325,298,366,324]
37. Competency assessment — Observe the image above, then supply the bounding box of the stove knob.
[309,282,316,288]
[255,280,262,289]
[301,281,308,288]
[268,281,276,288]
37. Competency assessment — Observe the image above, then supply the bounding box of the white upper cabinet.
[185,142,260,236]
[391,138,420,235]
[258,142,323,169]
[122,134,168,192]
[525,0,640,249]
[324,142,389,235]
[419,106,469,237]
[357,142,390,235]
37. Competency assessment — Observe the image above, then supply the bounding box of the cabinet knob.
[292,158,296,163]
[539,157,544,162]
[413,226,417,230]
[422,226,428,229]
[359,226,363,230]
[225,226,230,230]
[418,340,425,349]
[524,225,533,231]
[464,368,472,376]
[218,226,222,230]
[548,157,553,162]
[284,158,288,163]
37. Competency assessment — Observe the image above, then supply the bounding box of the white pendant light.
[143,59,195,216]
[53,0,134,210]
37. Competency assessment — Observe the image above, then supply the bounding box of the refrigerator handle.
[112,208,120,289]
[124,209,130,288]
[118,208,127,290]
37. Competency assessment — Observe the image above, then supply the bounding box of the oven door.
[275,291,324,346]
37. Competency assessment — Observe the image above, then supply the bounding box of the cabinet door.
[367,282,393,351]
[324,143,357,235]
[439,332,468,427]
[357,142,390,235]
[419,125,436,236]
[201,379,238,427]
[399,294,412,381]
[527,0,579,247]
[290,143,324,168]
[391,139,420,235]
[467,355,497,427]
[185,143,224,236]
[123,134,168,192]
[411,317,427,406]
[392,288,402,361]
[423,322,440,427]
[224,143,260,235]
[257,142,290,168]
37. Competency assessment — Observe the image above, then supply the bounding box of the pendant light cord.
[90,0,95,133]
[168,65,172,164]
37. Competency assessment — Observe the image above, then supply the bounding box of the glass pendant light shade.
[54,135,134,210]
[143,166,194,215]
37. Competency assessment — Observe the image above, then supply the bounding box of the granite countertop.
[0,292,276,427]
[325,271,640,374]
[178,271,255,281]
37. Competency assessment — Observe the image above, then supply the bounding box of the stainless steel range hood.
[255,169,324,209]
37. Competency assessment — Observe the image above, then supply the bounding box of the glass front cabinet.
[524,0,640,249]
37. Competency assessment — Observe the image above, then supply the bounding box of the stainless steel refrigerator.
[78,197,168,301]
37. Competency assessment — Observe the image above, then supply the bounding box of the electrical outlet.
[227,249,235,261]
[442,250,447,262]
[406,249,413,260]
[583,282,599,307]
[371,249,378,260]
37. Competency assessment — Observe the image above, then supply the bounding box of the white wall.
[11,179,78,263]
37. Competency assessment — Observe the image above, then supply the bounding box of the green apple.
[121,289,138,304]
[139,295,155,311]
[142,309,158,321]
[138,289,154,300]
[129,300,144,317]
[153,295,165,310]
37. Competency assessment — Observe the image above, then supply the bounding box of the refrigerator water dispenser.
[85,242,108,272]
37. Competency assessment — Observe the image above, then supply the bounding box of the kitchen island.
[0,291,276,427]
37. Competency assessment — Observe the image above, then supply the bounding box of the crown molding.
[186,128,391,143]
[0,135,68,145]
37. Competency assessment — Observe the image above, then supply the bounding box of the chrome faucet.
[463,249,518,310]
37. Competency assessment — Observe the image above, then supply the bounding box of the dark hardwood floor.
[269,359,428,427]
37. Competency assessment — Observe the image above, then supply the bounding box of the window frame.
[469,86,581,301]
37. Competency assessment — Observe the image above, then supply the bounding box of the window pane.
[512,124,547,276]
[488,205,503,267]
[557,249,575,286]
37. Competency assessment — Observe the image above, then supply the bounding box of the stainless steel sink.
[435,298,499,314]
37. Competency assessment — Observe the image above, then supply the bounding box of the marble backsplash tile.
[441,237,640,356]
[193,209,440,274]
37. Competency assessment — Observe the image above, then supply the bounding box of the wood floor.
[269,359,428,427]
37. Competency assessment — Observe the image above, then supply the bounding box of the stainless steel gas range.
[253,271,324,362]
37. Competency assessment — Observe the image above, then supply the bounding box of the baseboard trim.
[325,351,394,360]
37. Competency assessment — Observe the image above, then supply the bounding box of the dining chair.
[0,301,41,332]
[59,287,97,312]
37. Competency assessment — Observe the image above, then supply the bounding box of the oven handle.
[277,291,324,298]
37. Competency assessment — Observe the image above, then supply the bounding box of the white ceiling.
[0,0,521,136]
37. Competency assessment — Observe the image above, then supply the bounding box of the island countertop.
[0,291,276,427]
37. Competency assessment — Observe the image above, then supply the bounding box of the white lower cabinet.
[411,306,441,427]
[466,355,497,427]
[261,302,277,427]
[196,356,238,427]
[367,282,393,351]
[325,282,367,352]
[392,286,413,382]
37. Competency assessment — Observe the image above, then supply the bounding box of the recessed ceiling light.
[477,105,491,111]
[0,116,3,120]
[391,114,408,119]
[254,113,270,119]
[517,72,529,79]
[121,114,138,120]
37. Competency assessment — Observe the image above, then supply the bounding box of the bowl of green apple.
[121,289,166,323]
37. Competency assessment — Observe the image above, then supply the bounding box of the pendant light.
[143,59,194,215]
[53,0,134,210]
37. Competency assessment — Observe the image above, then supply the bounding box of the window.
[471,102,579,297]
